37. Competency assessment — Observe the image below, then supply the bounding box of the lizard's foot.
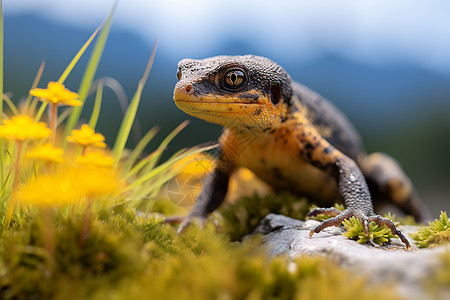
[164,215,219,234]
[305,208,411,250]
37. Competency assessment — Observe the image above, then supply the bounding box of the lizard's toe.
[308,209,354,236]
[368,215,411,250]
[306,207,342,219]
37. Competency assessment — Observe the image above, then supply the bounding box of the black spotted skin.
[172,55,430,249]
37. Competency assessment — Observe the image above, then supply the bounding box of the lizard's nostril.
[185,84,192,94]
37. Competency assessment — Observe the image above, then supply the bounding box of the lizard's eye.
[177,67,182,80]
[222,69,246,90]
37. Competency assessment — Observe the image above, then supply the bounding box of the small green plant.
[410,211,450,248]
[342,216,398,245]
[219,191,310,240]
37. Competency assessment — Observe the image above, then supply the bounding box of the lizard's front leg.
[296,122,411,250]
[174,149,235,233]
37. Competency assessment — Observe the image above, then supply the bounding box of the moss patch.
[410,211,450,248]
[0,205,405,300]
[218,191,310,240]
[342,216,398,246]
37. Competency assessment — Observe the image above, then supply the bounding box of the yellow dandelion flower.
[26,143,64,163]
[68,166,122,198]
[15,174,83,207]
[30,81,81,106]
[76,150,115,168]
[0,115,51,141]
[67,124,106,148]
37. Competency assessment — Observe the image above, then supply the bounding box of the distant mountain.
[5,14,450,130]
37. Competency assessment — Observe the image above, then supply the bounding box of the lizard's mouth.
[172,83,278,128]
[174,90,264,106]
[174,99,256,105]
[174,97,263,115]
[174,87,265,112]
[173,89,270,127]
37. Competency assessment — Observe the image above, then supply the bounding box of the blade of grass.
[88,79,103,129]
[56,107,73,127]
[123,121,188,179]
[25,61,45,115]
[35,24,103,122]
[121,126,159,173]
[146,161,195,197]
[125,144,217,190]
[124,148,164,180]
[2,95,19,116]
[112,38,158,162]
[58,25,101,85]
[64,3,117,140]
[139,120,189,174]
[125,162,188,208]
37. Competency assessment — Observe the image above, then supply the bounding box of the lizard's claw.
[306,207,411,250]
[367,215,411,250]
[306,208,356,236]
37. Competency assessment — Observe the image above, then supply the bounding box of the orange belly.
[221,127,341,205]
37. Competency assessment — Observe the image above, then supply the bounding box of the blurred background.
[4,0,450,216]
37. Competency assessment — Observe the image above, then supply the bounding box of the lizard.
[171,54,430,250]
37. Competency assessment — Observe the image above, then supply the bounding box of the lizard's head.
[174,55,293,130]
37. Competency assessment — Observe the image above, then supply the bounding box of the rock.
[254,214,450,300]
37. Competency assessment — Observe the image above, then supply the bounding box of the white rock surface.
[255,214,450,300]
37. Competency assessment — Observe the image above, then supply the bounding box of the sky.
[5,0,450,75]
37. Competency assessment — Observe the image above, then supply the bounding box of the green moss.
[90,239,403,300]
[342,216,398,246]
[218,191,310,240]
[0,203,405,300]
[410,211,450,248]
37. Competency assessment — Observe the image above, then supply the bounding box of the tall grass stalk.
[64,4,117,141]
[25,62,45,114]
[88,80,103,129]
[112,39,158,162]
[34,25,102,123]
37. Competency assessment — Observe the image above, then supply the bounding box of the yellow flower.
[68,166,122,198]
[67,124,106,148]
[15,165,123,207]
[30,81,81,106]
[0,115,51,141]
[15,174,83,207]
[26,143,64,163]
[76,150,115,168]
